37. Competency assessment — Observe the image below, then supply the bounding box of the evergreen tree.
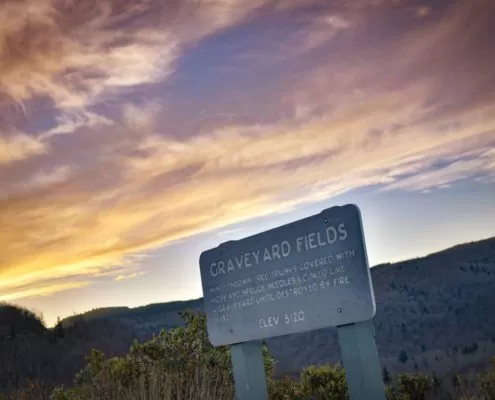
[399,350,408,364]
[383,366,391,384]
[55,317,65,339]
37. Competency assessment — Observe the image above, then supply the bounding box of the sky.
[0,0,494,327]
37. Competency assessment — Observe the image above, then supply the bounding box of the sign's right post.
[337,319,386,400]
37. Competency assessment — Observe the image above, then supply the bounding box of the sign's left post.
[230,340,269,400]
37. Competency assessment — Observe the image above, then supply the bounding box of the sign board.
[199,204,376,346]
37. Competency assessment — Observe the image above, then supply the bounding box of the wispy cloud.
[115,272,146,281]
[40,111,114,140]
[0,1,171,109]
[217,227,245,236]
[0,281,90,302]
[0,0,494,301]
[0,0,274,112]
[0,132,47,164]
[381,145,495,192]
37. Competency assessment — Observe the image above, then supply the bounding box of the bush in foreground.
[49,310,273,400]
[269,364,347,400]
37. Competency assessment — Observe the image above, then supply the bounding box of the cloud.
[2,102,492,301]
[0,132,47,164]
[0,280,90,302]
[0,0,174,109]
[0,0,274,113]
[26,165,71,188]
[217,227,245,236]
[0,0,494,301]
[115,272,146,281]
[40,110,114,139]
[380,145,495,192]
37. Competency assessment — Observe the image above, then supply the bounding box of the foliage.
[269,375,302,400]
[386,373,431,400]
[477,357,495,400]
[399,350,409,364]
[383,367,392,384]
[448,358,495,400]
[267,364,348,399]
[299,364,348,399]
[2,306,495,400]
[48,311,353,400]
[461,343,479,355]
[50,310,275,400]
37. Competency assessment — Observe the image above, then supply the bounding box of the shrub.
[50,310,276,400]
[397,373,431,400]
[269,375,302,400]
[299,364,348,400]
[386,373,431,400]
[478,357,495,400]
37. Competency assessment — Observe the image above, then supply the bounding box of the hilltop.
[61,299,204,334]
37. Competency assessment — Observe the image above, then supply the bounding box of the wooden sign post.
[199,204,385,400]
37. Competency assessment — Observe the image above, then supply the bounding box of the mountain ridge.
[62,235,495,328]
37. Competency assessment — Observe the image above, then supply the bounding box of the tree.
[383,366,392,384]
[399,350,408,364]
[55,317,65,339]
[452,373,461,387]
[9,323,16,340]
[396,373,431,400]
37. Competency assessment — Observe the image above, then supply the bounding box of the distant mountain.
[0,303,46,340]
[61,299,204,336]
[0,312,134,392]
[61,307,130,326]
[60,236,495,379]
